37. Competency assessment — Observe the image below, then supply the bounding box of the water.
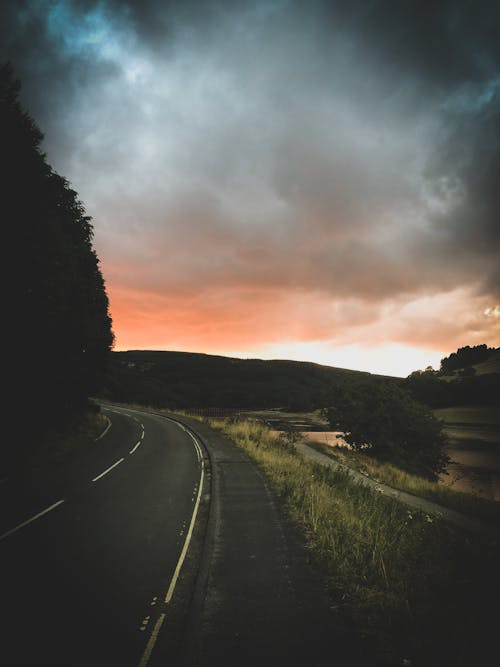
[440,443,500,501]
[301,430,500,502]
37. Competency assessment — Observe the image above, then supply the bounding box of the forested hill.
[101,350,392,411]
[403,346,500,408]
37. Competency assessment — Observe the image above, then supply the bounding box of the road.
[1,406,368,666]
[0,406,206,666]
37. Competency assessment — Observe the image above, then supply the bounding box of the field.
[473,352,500,375]
[434,405,500,426]
[438,350,500,380]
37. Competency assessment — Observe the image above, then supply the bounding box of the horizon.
[2,1,499,376]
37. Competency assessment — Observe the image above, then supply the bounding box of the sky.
[2,0,500,377]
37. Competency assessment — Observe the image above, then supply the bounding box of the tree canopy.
[324,380,449,479]
[2,63,114,434]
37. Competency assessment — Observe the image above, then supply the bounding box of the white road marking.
[94,416,112,441]
[129,422,145,453]
[0,499,65,542]
[138,614,166,666]
[91,458,124,482]
[164,435,205,603]
[129,440,142,454]
[181,428,202,462]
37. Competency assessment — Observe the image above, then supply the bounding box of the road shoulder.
[167,415,368,667]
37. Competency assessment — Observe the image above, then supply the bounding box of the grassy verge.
[305,439,500,522]
[209,417,499,667]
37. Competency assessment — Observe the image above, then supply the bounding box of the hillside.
[439,345,500,379]
[469,349,500,375]
[101,350,392,411]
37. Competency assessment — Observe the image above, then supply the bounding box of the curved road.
[1,406,368,667]
[0,406,205,666]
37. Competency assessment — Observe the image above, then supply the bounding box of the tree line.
[404,344,500,408]
[2,63,113,447]
[439,344,498,374]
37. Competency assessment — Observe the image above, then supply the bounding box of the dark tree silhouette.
[324,380,449,479]
[2,63,114,437]
[402,371,452,408]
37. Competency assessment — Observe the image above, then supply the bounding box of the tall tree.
[2,63,114,435]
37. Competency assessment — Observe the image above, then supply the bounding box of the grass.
[473,352,500,375]
[305,439,500,522]
[209,417,499,667]
[439,356,500,380]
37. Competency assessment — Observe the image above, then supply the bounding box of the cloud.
[2,0,499,365]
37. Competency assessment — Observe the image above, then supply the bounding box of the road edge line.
[138,613,166,667]
[133,412,208,667]
[164,441,205,603]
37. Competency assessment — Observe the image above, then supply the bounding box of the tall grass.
[211,418,499,667]
[306,440,500,521]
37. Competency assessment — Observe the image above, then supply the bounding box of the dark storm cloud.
[332,1,500,85]
[2,0,499,350]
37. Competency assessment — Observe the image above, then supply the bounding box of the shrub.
[324,381,449,479]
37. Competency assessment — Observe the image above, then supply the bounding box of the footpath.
[296,442,496,535]
[164,414,375,667]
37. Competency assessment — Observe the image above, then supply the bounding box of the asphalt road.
[0,406,206,666]
[1,406,368,666]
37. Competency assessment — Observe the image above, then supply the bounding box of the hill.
[403,346,500,408]
[101,350,393,411]
[465,348,500,375]
[439,345,500,378]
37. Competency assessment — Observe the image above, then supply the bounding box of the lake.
[300,429,500,501]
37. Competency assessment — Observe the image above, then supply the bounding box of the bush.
[324,381,449,479]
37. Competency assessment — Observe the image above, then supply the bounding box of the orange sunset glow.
[105,278,499,377]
